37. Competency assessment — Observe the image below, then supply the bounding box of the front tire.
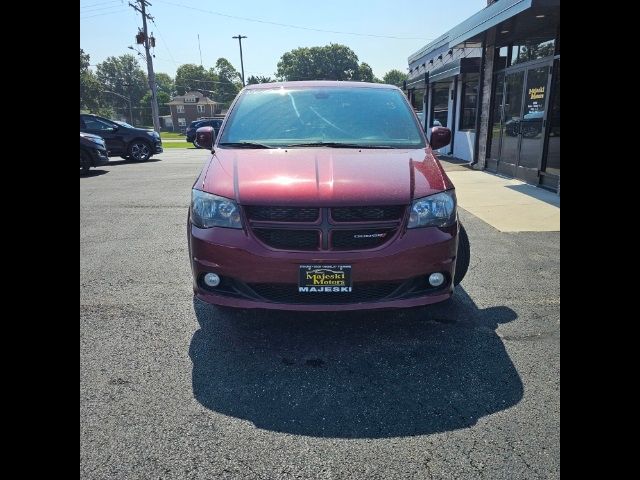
[80,150,91,174]
[454,223,470,286]
[127,140,152,162]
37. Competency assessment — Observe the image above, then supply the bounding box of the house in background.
[167,91,221,132]
[159,115,173,131]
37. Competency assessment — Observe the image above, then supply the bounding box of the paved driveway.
[81,150,559,479]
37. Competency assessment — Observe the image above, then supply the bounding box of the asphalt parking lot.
[80,149,559,479]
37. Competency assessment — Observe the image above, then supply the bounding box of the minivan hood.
[200,148,453,206]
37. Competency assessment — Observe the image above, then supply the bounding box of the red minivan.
[188,81,470,311]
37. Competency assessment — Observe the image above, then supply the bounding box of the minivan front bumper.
[189,221,459,311]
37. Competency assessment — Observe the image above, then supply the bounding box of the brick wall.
[475,29,496,170]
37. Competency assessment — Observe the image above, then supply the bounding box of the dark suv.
[80,114,163,161]
[186,118,224,147]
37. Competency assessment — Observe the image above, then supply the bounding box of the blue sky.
[80,0,486,80]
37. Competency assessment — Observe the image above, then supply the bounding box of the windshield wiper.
[285,142,396,149]
[218,142,273,149]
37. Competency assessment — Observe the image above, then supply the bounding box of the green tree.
[247,75,274,85]
[174,64,217,96]
[96,54,147,123]
[141,91,171,121]
[276,44,361,81]
[80,49,111,116]
[154,72,175,97]
[355,62,375,82]
[213,58,241,104]
[382,69,408,88]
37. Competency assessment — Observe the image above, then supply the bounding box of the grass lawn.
[162,142,200,149]
[160,131,185,139]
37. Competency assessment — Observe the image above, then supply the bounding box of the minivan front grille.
[252,228,319,250]
[331,205,405,222]
[245,206,405,251]
[245,206,319,222]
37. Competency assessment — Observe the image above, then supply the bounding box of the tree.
[247,75,274,85]
[276,44,360,81]
[174,64,217,96]
[355,62,375,82]
[154,72,175,97]
[213,58,242,104]
[96,54,148,123]
[382,69,408,88]
[80,49,111,116]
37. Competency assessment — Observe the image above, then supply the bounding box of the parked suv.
[188,81,470,311]
[186,118,224,147]
[80,114,163,161]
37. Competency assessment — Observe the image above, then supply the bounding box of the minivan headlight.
[191,190,242,228]
[407,190,457,228]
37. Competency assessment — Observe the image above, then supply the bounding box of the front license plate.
[298,265,352,293]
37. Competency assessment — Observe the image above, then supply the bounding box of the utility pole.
[198,34,203,67]
[232,34,247,87]
[130,0,160,132]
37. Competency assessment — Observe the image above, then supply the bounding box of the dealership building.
[406,0,560,192]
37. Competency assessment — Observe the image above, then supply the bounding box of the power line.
[80,0,121,8]
[80,3,126,13]
[150,18,179,66]
[154,0,433,41]
[81,9,129,19]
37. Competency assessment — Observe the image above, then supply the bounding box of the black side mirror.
[430,126,451,150]
[195,126,215,150]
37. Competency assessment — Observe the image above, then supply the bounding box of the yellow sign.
[529,86,545,100]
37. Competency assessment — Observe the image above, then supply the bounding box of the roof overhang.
[449,0,559,48]
[406,57,481,89]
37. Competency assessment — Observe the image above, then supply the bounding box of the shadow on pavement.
[190,288,523,438]
[106,158,163,166]
[505,183,560,207]
[80,169,108,178]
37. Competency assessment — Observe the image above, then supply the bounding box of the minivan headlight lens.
[407,190,457,228]
[191,190,242,228]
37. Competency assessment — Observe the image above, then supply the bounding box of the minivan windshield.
[218,86,425,149]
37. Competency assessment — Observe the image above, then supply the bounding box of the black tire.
[80,149,91,174]
[127,139,152,162]
[454,223,470,286]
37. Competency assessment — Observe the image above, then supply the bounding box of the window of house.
[459,74,479,130]
[184,96,197,103]
[197,104,205,113]
[431,85,449,127]
[177,105,185,113]
[178,117,186,126]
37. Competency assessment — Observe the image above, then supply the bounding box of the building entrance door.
[488,60,553,184]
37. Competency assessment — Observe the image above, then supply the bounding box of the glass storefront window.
[511,38,555,65]
[431,85,449,127]
[495,46,508,70]
[410,89,425,113]
[459,74,479,130]
[488,73,505,161]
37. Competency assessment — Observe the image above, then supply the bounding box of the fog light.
[428,272,445,287]
[203,273,221,287]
